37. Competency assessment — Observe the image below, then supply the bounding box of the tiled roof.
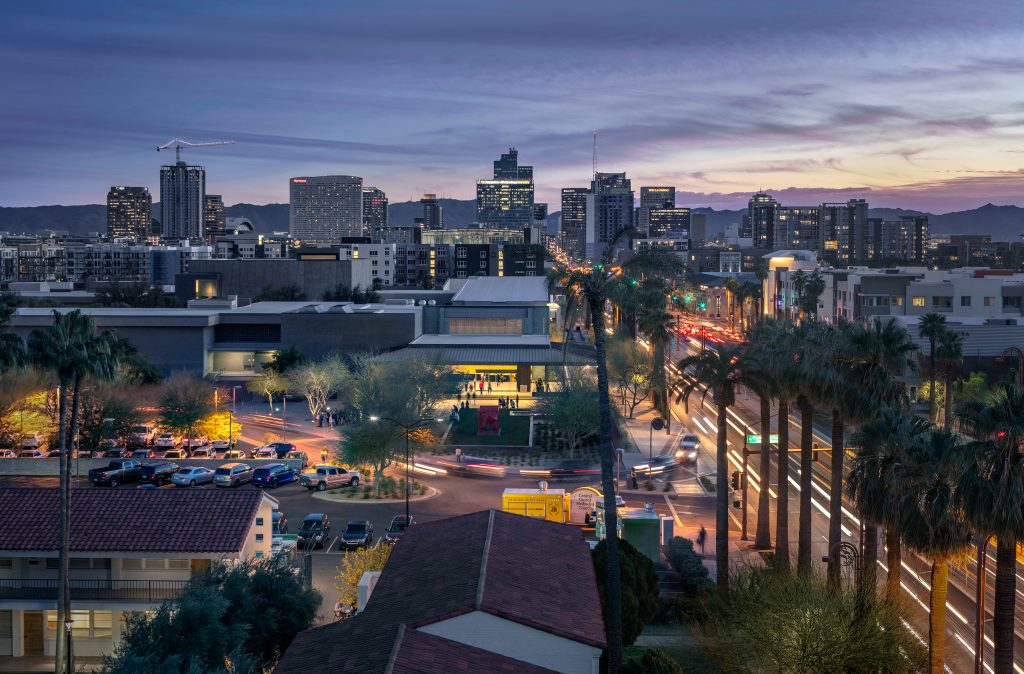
[274,509,604,674]
[0,488,271,554]
[390,627,557,674]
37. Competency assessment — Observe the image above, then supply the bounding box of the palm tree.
[936,330,963,428]
[27,310,118,674]
[893,427,971,674]
[764,320,801,571]
[799,271,826,320]
[918,313,947,423]
[848,410,929,604]
[791,319,827,574]
[957,384,1024,674]
[639,307,675,427]
[744,320,777,551]
[723,277,740,330]
[673,345,748,593]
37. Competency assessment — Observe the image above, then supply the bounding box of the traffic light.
[671,294,679,301]
[685,293,693,302]
[733,497,742,510]
[812,443,819,462]
[731,471,741,491]
[698,301,706,311]
[630,278,638,286]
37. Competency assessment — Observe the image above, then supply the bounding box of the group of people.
[317,410,344,428]
[497,395,519,409]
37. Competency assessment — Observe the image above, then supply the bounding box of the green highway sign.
[746,434,779,444]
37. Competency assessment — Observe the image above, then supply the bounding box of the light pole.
[368,416,441,521]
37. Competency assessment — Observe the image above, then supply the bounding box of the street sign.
[651,418,665,431]
[746,434,779,444]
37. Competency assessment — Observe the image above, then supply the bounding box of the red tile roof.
[275,509,605,674]
[0,488,271,554]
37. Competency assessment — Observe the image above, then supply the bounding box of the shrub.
[592,539,659,647]
[644,480,654,491]
[621,647,683,674]
[663,537,713,596]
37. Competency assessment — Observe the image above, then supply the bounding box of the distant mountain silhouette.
[0,200,1021,241]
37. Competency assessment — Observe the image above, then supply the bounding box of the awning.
[372,346,594,366]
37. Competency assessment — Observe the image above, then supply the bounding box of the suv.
[131,449,155,459]
[297,513,331,549]
[285,450,309,468]
[139,461,180,486]
[189,447,215,459]
[128,425,157,447]
[213,463,254,487]
[677,434,700,464]
[253,463,297,488]
[341,520,373,549]
[384,515,413,544]
[162,449,188,460]
[300,465,361,491]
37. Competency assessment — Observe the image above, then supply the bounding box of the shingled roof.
[275,509,605,674]
[0,488,273,554]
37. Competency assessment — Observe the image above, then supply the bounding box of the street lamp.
[368,415,441,521]
[822,540,863,597]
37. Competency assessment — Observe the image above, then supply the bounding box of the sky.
[1,0,1023,212]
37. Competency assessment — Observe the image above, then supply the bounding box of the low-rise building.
[0,488,276,662]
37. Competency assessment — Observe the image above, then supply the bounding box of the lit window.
[983,297,994,307]
[912,297,925,307]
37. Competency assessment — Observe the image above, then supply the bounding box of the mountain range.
[1,200,1021,241]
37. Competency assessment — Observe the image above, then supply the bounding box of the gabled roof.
[274,509,604,674]
[390,627,557,674]
[0,488,272,554]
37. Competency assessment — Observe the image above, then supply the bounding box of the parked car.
[139,461,180,486]
[265,442,296,459]
[272,511,288,535]
[285,450,310,468]
[128,425,157,447]
[252,446,278,460]
[189,447,215,459]
[383,515,413,544]
[210,439,232,452]
[213,462,254,487]
[0,450,16,459]
[131,449,155,459]
[222,449,247,460]
[253,463,298,488]
[88,459,141,487]
[154,433,180,449]
[182,436,209,450]
[20,433,42,449]
[45,449,84,459]
[676,434,700,464]
[162,449,187,460]
[340,520,373,549]
[170,466,215,487]
[18,449,45,459]
[297,513,331,549]
[101,447,131,459]
[299,465,361,491]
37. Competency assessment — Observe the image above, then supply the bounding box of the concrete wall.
[280,312,419,358]
[0,458,304,478]
[183,258,374,301]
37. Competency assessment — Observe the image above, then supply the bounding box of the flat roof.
[410,334,550,347]
[450,276,548,304]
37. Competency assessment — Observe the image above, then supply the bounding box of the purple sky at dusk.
[2,1,1023,212]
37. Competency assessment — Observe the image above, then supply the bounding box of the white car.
[18,449,46,459]
[182,436,208,449]
[155,433,180,449]
[252,446,278,460]
[210,439,232,452]
[676,434,701,464]
[21,434,41,449]
[188,447,215,459]
[0,450,16,459]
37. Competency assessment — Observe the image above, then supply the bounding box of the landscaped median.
[310,476,439,504]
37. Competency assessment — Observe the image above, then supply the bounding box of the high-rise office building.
[160,162,206,240]
[362,187,388,231]
[639,187,675,236]
[775,206,821,250]
[476,148,534,228]
[689,213,708,246]
[532,203,548,223]
[585,172,634,260]
[648,207,690,240]
[289,175,364,243]
[106,186,152,240]
[868,215,928,263]
[560,188,589,259]
[821,198,869,264]
[203,194,226,240]
[748,192,779,250]
[420,194,443,230]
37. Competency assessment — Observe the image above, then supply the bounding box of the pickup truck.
[299,465,361,491]
[88,460,141,487]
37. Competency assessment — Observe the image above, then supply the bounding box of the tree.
[100,559,320,674]
[535,373,599,457]
[77,382,144,452]
[936,329,963,428]
[0,302,25,372]
[744,321,777,551]
[892,427,971,674]
[673,345,748,593]
[158,372,214,442]
[592,539,659,648]
[955,371,993,406]
[638,306,675,424]
[918,312,947,423]
[263,346,305,375]
[247,369,288,413]
[322,284,352,301]
[253,284,305,302]
[286,355,351,419]
[335,543,392,608]
[799,271,825,319]
[620,649,683,674]
[663,536,713,596]
[956,384,1024,674]
[606,337,652,418]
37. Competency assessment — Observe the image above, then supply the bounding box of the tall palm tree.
[744,320,777,550]
[791,319,827,574]
[957,384,1024,674]
[799,271,826,321]
[673,345,749,593]
[918,313,947,423]
[765,320,801,571]
[638,306,675,425]
[27,310,117,674]
[936,330,963,428]
[723,277,739,330]
[893,427,971,674]
[848,410,929,604]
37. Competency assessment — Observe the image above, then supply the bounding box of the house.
[274,509,606,674]
[0,488,276,661]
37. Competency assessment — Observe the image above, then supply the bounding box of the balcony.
[0,579,188,602]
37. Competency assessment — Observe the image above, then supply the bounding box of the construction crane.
[156,138,234,163]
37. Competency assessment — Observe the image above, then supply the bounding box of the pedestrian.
[472,391,477,403]
[487,381,492,393]
[320,449,328,464]
[630,468,638,490]
[455,447,462,463]
[317,413,323,428]
[515,394,519,408]
[456,391,462,403]
[697,525,707,555]
[479,380,484,393]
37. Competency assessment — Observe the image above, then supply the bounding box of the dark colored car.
[272,511,288,535]
[139,461,180,486]
[88,460,141,487]
[253,463,298,488]
[383,515,413,544]
[520,459,600,480]
[632,455,681,476]
[266,442,297,460]
[297,513,331,549]
[341,520,373,550]
[102,448,131,459]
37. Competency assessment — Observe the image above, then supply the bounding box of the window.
[256,518,264,526]
[912,296,925,307]
[456,249,466,258]
[48,558,110,570]
[934,296,952,308]
[448,318,524,335]
[123,558,188,571]
[960,296,972,307]
[984,297,994,307]
[526,261,536,269]
[456,261,467,269]
[256,534,264,542]
[255,551,264,558]
[891,296,904,307]
[480,251,487,258]
[46,611,112,640]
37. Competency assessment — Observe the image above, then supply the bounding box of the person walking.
[455,447,462,463]
[320,449,329,464]
[515,394,520,408]
[697,525,707,555]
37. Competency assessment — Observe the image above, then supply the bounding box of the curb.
[311,485,440,505]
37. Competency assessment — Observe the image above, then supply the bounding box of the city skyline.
[2,1,1023,212]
